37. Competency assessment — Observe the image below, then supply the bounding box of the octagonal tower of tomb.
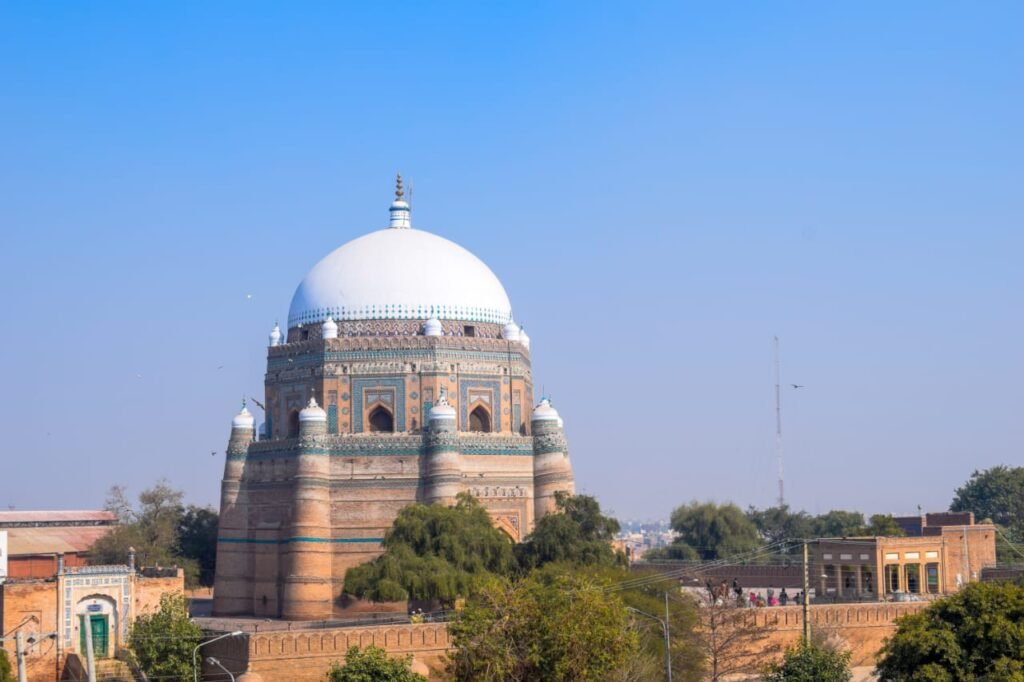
[213,177,575,619]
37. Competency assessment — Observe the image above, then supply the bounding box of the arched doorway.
[287,410,300,438]
[368,406,394,433]
[469,406,491,432]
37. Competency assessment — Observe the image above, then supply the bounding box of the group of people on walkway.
[706,579,806,607]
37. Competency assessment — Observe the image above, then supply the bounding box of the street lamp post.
[193,630,244,682]
[207,656,236,682]
[627,605,672,682]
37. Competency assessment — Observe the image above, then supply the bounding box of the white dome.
[232,404,255,430]
[519,327,531,349]
[288,228,513,328]
[299,397,327,422]
[428,393,456,421]
[423,317,443,336]
[502,319,521,341]
[321,317,338,339]
[531,398,560,422]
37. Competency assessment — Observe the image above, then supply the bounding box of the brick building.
[0,510,116,581]
[0,551,183,681]
[814,511,996,600]
[214,179,576,620]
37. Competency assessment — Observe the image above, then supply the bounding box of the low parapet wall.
[203,601,926,680]
[733,602,926,667]
[203,621,451,681]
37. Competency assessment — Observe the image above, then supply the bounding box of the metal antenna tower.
[774,336,785,508]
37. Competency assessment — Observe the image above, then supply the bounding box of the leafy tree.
[516,492,626,570]
[344,493,515,604]
[326,645,427,682]
[762,641,852,682]
[127,593,202,682]
[0,649,13,682]
[178,505,219,586]
[90,480,204,585]
[951,465,1024,528]
[875,581,1024,681]
[746,506,813,553]
[865,514,904,537]
[447,568,638,682]
[812,510,867,538]
[662,501,762,561]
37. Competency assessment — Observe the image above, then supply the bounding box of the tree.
[762,641,851,682]
[746,506,813,553]
[344,493,515,604]
[875,581,1024,681]
[90,481,208,586]
[178,505,219,586]
[951,465,1024,528]
[515,492,626,570]
[865,514,904,537]
[811,511,867,539]
[326,645,427,682]
[662,502,762,561]
[0,649,13,682]
[127,593,203,682]
[447,568,638,682]
[695,591,778,681]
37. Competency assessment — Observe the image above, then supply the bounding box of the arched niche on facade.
[468,405,491,433]
[75,594,118,659]
[368,405,394,433]
[287,409,300,438]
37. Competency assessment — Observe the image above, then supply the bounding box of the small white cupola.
[299,397,327,423]
[232,399,255,430]
[389,173,412,229]
[269,323,282,347]
[423,317,443,336]
[321,317,338,340]
[531,397,560,423]
[502,318,521,341]
[519,326,531,350]
[428,388,457,421]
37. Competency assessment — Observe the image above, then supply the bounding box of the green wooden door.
[80,615,109,658]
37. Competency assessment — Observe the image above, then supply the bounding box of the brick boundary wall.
[202,602,926,680]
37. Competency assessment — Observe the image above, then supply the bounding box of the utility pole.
[15,630,27,682]
[774,336,785,508]
[664,592,673,682]
[802,541,811,643]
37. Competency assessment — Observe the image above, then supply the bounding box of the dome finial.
[389,174,412,228]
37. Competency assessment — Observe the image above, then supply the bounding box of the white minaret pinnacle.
[269,323,282,347]
[389,173,412,229]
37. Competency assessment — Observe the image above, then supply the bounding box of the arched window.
[287,410,300,438]
[469,406,491,433]
[368,406,394,433]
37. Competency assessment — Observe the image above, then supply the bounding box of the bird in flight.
[210,451,217,457]
[791,384,805,389]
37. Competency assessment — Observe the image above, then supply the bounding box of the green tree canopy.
[875,581,1024,681]
[447,568,638,682]
[865,514,904,537]
[326,645,427,682]
[127,593,203,682]
[0,648,13,682]
[746,505,814,549]
[812,510,868,538]
[90,480,218,586]
[661,501,762,561]
[951,465,1024,528]
[515,492,625,570]
[762,642,852,682]
[343,493,515,604]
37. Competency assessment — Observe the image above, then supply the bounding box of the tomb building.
[213,177,575,619]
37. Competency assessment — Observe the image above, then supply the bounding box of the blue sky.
[1,2,1021,520]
